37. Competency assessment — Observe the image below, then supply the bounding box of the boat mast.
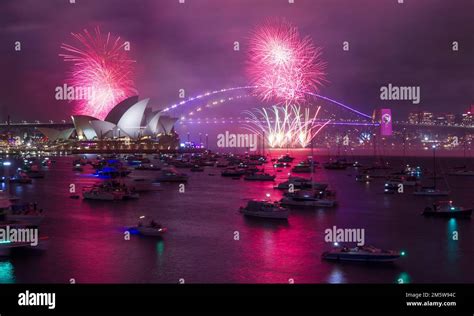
[433,144,436,189]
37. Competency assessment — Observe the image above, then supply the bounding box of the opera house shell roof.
[40,96,179,141]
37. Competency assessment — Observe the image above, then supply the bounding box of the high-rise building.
[421,111,433,124]
[462,112,473,126]
[408,111,421,124]
[445,113,456,125]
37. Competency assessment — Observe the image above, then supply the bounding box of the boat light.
[401,251,406,256]
[139,216,145,219]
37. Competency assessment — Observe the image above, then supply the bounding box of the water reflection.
[396,272,410,284]
[446,218,459,263]
[328,267,345,284]
[0,261,15,283]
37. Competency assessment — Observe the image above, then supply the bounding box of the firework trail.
[242,105,331,148]
[247,19,326,103]
[60,27,136,119]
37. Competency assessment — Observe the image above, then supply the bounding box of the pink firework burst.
[60,27,137,119]
[247,19,326,103]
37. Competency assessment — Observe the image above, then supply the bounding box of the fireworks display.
[242,105,330,148]
[247,19,326,103]
[60,27,136,119]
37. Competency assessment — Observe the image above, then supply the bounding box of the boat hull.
[240,209,289,219]
[423,209,472,219]
[322,252,400,262]
[280,198,336,208]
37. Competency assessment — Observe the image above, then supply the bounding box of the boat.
[129,218,167,237]
[216,161,230,168]
[25,166,45,179]
[155,168,189,182]
[239,200,290,219]
[423,201,472,218]
[273,162,290,168]
[274,177,327,191]
[135,164,161,171]
[2,202,45,226]
[82,182,132,201]
[384,183,398,194]
[323,160,347,170]
[94,166,131,178]
[291,164,312,173]
[190,165,204,172]
[72,164,84,172]
[413,187,450,196]
[10,171,32,184]
[413,145,450,196]
[322,245,402,262]
[448,169,474,176]
[385,175,419,187]
[277,154,295,163]
[280,189,336,208]
[83,187,123,201]
[355,174,372,183]
[243,173,275,181]
[221,168,246,177]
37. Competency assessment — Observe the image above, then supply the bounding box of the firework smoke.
[60,27,136,119]
[247,19,326,103]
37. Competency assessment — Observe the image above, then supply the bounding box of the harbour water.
[1,151,473,284]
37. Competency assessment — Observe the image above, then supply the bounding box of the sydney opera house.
[37,96,180,149]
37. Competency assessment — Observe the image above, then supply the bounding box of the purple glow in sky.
[0,0,473,122]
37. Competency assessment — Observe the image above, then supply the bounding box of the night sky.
[0,0,473,122]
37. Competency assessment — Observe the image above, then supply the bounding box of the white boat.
[322,245,402,262]
[239,200,290,219]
